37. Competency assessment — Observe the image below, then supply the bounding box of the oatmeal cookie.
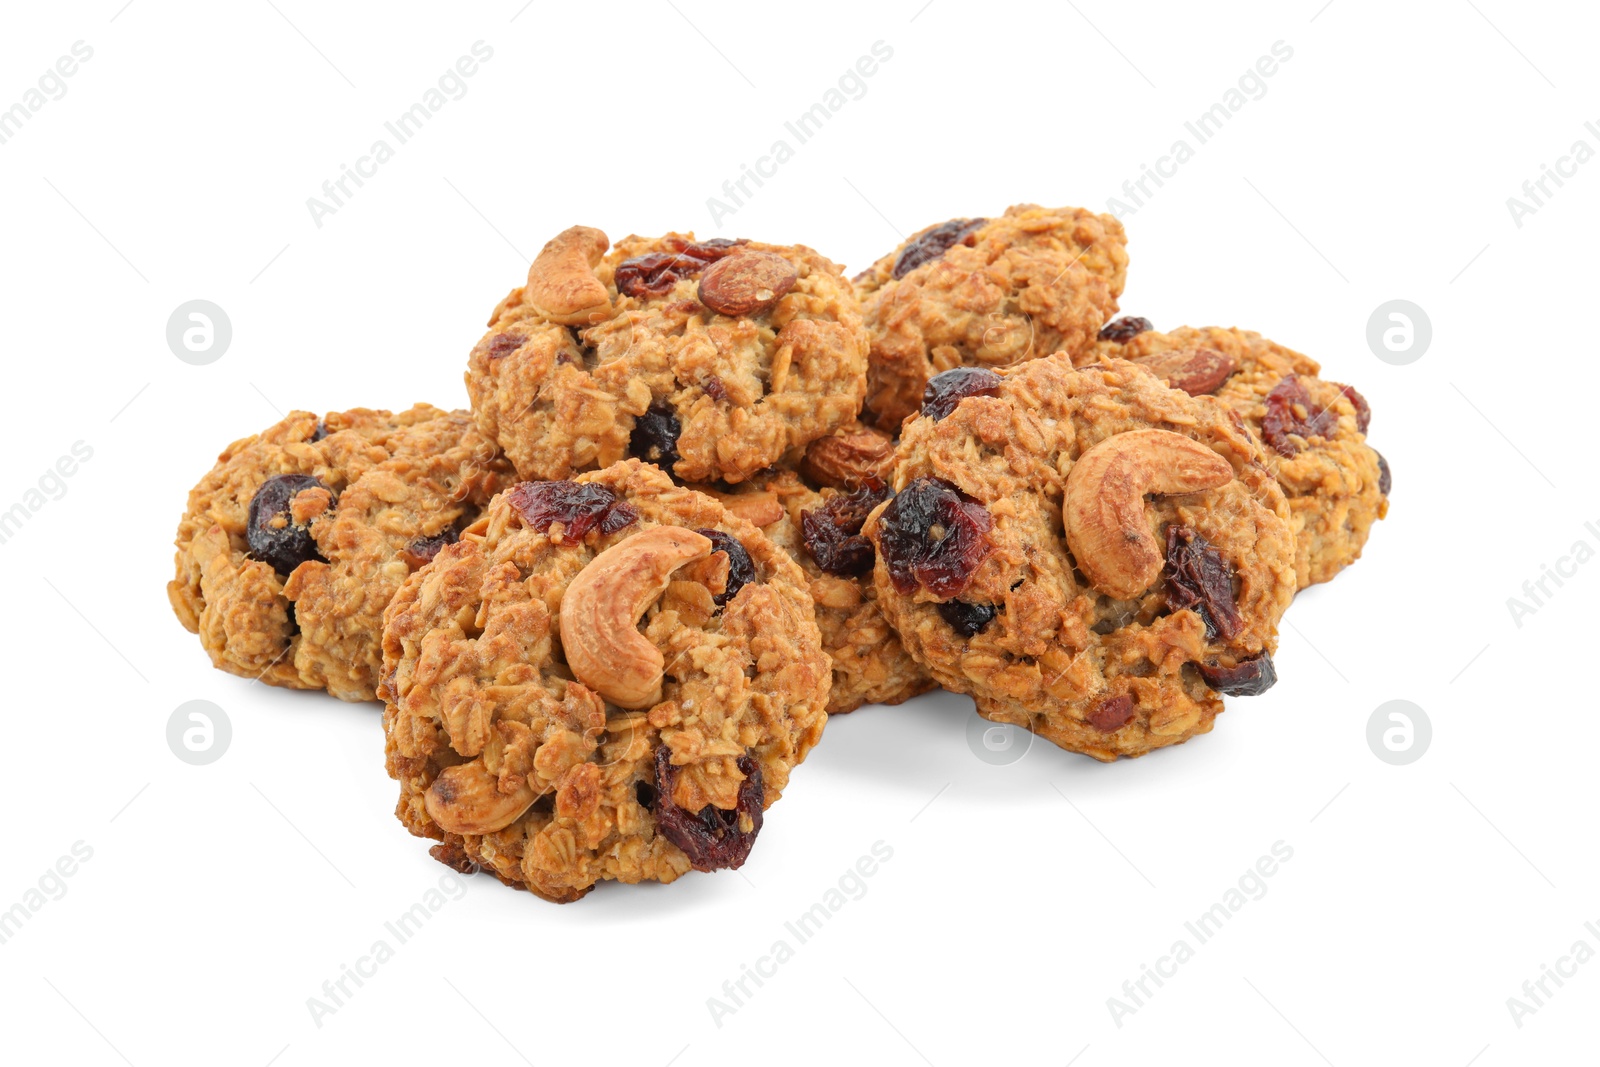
[854,204,1128,429]
[866,356,1296,761]
[466,225,868,486]
[1091,322,1389,588]
[381,459,830,902]
[168,406,511,702]
[696,433,933,714]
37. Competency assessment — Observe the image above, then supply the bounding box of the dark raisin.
[1087,694,1135,732]
[310,420,328,442]
[921,367,1002,421]
[891,218,986,280]
[1098,316,1153,343]
[614,239,747,298]
[1196,652,1277,696]
[876,477,994,598]
[1260,376,1339,457]
[937,599,996,637]
[1340,385,1372,434]
[1376,451,1392,496]
[801,482,893,577]
[484,332,526,360]
[1164,525,1242,641]
[629,404,682,470]
[633,780,656,809]
[506,481,639,545]
[247,473,331,575]
[400,529,458,572]
[652,746,763,872]
[697,529,756,606]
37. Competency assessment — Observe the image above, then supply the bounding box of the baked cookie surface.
[855,204,1128,429]
[867,356,1296,761]
[1091,323,1389,588]
[381,460,829,902]
[167,405,510,702]
[466,226,868,486]
[699,433,933,715]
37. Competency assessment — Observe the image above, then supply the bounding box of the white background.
[1,1,1595,1064]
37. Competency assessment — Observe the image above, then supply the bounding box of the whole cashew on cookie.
[424,758,537,836]
[1063,429,1233,600]
[560,526,714,709]
[525,225,613,325]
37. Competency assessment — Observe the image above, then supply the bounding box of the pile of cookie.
[168,205,1389,902]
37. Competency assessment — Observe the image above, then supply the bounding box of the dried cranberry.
[484,332,525,360]
[1098,316,1153,343]
[400,529,458,571]
[1260,376,1339,457]
[937,600,996,637]
[1087,695,1135,732]
[614,239,747,298]
[1164,525,1242,642]
[1340,385,1372,434]
[697,529,756,606]
[876,477,994,597]
[701,375,729,403]
[1376,451,1392,495]
[921,367,1002,421]
[629,404,682,470]
[247,473,331,575]
[652,746,763,872]
[506,481,638,545]
[891,218,986,280]
[1196,653,1277,696]
[801,482,893,577]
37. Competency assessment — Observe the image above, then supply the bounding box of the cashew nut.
[560,526,713,708]
[1063,429,1233,599]
[424,759,536,835]
[525,225,612,326]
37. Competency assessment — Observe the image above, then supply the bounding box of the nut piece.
[695,487,784,528]
[1063,429,1234,599]
[525,225,613,326]
[800,424,896,489]
[1129,347,1238,396]
[424,758,537,835]
[697,251,798,316]
[560,526,713,708]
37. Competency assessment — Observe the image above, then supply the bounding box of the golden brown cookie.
[854,204,1128,429]
[1091,322,1388,588]
[168,406,511,702]
[466,226,868,485]
[867,356,1296,761]
[699,444,934,715]
[381,460,830,902]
